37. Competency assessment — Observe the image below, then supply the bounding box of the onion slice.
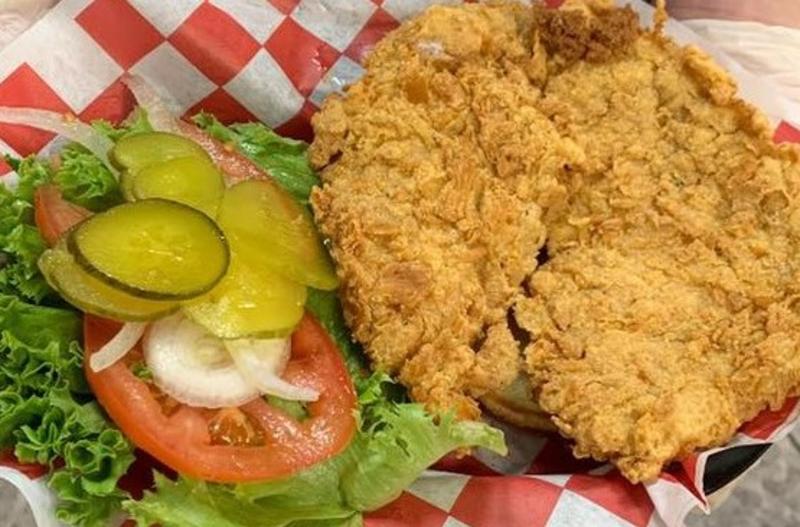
[143,313,260,409]
[120,74,180,133]
[90,322,147,372]
[227,338,320,402]
[0,107,117,176]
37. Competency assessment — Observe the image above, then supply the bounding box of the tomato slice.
[0,450,48,479]
[34,184,91,246]
[84,312,357,483]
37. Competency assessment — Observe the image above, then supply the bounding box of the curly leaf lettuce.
[53,143,122,212]
[125,374,506,527]
[0,223,50,302]
[0,295,135,527]
[1,143,122,302]
[91,107,153,143]
[0,159,50,302]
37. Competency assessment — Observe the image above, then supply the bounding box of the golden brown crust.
[532,3,639,66]
[310,0,800,482]
[310,2,635,420]
[516,11,800,483]
[310,2,557,420]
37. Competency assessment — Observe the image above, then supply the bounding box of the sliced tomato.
[34,184,91,246]
[0,450,48,479]
[84,312,357,483]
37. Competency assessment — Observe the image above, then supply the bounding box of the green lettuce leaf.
[0,295,135,526]
[12,142,123,212]
[9,155,51,203]
[124,375,506,527]
[305,289,367,381]
[0,158,51,302]
[0,223,50,302]
[50,469,130,527]
[192,112,320,202]
[0,142,121,302]
[92,107,153,142]
[53,143,122,212]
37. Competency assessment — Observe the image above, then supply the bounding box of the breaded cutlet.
[310,0,800,482]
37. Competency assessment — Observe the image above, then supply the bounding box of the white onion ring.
[89,322,147,372]
[0,107,117,177]
[143,314,260,409]
[227,338,319,402]
[120,74,180,133]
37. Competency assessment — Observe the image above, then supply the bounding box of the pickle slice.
[70,199,229,300]
[112,132,207,172]
[183,254,306,339]
[114,132,224,216]
[217,180,339,291]
[130,156,224,217]
[39,242,177,321]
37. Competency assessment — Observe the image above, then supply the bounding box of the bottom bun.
[481,374,556,432]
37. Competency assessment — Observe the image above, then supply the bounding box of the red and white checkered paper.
[1,1,800,526]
